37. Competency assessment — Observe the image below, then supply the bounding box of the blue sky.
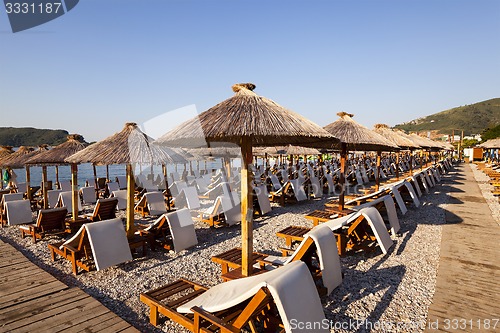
[1,0,499,142]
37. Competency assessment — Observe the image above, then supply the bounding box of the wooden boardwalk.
[426,164,500,332]
[0,240,139,333]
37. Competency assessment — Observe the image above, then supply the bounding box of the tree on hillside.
[482,124,500,141]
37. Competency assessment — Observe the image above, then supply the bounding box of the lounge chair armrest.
[277,247,294,255]
[62,244,78,253]
[191,306,239,333]
[256,258,284,267]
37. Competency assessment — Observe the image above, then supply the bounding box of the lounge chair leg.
[149,305,159,326]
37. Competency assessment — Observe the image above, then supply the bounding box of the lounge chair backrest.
[309,176,323,198]
[47,189,62,208]
[2,192,24,209]
[57,191,82,212]
[80,187,96,205]
[269,174,282,191]
[289,179,307,202]
[253,184,272,215]
[107,182,120,193]
[144,191,167,215]
[169,180,187,197]
[324,173,335,194]
[16,182,27,194]
[83,218,133,271]
[290,225,342,294]
[116,176,127,189]
[36,207,67,232]
[354,194,400,236]
[193,177,209,194]
[112,190,128,210]
[5,200,32,225]
[59,180,72,191]
[91,198,118,221]
[219,193,241,225]
[355,169,364,185]
[176,186,201,210]
[357,207,393,254]
[360,167,370,183]
[165,208,198,252]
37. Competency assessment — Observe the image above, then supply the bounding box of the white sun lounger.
[165,208,198,252]
[56,191,82,213]
[253,184,272,215]
[111,190,128,210]
[289,179,307,202]
[175,186,201,210]
[5,199,32,226]
[63,218,132,271]
[144,191,167,216]
[80,187,96,205]
[323,207,393,255]
[177,261,328,333]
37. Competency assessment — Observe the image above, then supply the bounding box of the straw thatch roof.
[188,145,242,158]
[323,113,399,151]
[478,138,500,149]
[260,145,320,156]
[65,123,177,165]
[26,134,89,165]
[0,145,48,168]
[0,146,14,163]
[156,83,339,148]
[373,124,419,150]
[407,133,443,150]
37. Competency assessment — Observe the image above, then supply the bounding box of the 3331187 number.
[5,2,62,14]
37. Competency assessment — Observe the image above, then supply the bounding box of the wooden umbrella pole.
[25,166,31,202]
[71,163,78,221]
[162,164,170,210]
[410,150,413,174]
[375,150,381,191]
[42,166,48,209]
[106,165,110,182]
[55,165,59,187]
[0,168,3,189]
[126,163,135,238]
[339,142,347,210]
[240,137,253,277]
[396,152,400,180]
[93,164,98,189]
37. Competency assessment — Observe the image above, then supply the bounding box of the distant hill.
[0,127,69,147]
[394,98,500,136]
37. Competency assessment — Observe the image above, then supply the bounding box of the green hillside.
[394,98,500,136]
[0,127,69,147]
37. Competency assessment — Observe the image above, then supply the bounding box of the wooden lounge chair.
[135,191,168,217]
[19,207,68,243]
[1,193,27,226]
[83,197,118,222]
[196,193,240,227]
[138,208,198,252]
[140,261,328,332]
[212,225,342,295]
[111,189,128,210]
[48,218,143,275]
[277,207,393,256]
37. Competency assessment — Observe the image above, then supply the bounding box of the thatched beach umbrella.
[156,83,339,276]
[26,134,89,218]
[374,124,419,179]
[0,145,48,200]
[66,123,174,237]
[0,146,14,189]
[324,113,399,208]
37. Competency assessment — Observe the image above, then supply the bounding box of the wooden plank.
[0,280,68,310]
[0,288,85,326]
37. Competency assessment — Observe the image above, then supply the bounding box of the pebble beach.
[1,163,496,332]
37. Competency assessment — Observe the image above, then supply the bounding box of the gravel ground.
[0,169,458,333]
